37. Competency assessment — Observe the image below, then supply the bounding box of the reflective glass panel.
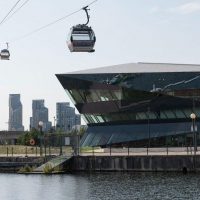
[72,34,90,40]
[175,110,186,118]
[163,110,176,118]
[67,89,122,103]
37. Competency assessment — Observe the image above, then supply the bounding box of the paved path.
[0,147,199,157]
[79,147,200,156]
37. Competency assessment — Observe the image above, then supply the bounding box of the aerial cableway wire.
[3,0,31,24]
[0,0,22,26]
[11,0,98,43]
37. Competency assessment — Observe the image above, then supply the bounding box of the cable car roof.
[72,25,93,31]
[1,49,9,52]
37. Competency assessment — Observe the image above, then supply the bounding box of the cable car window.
[72,34,91,41]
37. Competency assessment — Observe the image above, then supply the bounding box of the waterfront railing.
[0,145,198,157]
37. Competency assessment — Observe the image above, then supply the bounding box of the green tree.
[17,128,40,145]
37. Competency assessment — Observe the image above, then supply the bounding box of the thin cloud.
[149,6,160,14]
[174,2,200,14]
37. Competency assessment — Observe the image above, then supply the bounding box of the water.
[0,173,200,200]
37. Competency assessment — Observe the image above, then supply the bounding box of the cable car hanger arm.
[82,6,90,25]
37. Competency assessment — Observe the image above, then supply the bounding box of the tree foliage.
[17,128,40,145]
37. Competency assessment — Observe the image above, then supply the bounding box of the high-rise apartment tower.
[8,94,24,131]
[30,99,52,132]
[56,102,81,131]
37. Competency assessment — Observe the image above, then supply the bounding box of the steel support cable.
[86,0,98,7]
[0,0,22,26]
[3,0,31,24]
[11,0,98,43]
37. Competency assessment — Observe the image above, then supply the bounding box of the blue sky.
[0,0,200,130]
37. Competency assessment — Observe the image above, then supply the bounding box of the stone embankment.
[0,156,51,172]
[65,155,200,173]
[1,155,200,173]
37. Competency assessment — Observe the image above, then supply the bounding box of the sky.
[0,0,200,130]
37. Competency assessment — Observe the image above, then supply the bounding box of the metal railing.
[78,146,200,156]
[0,145,199,157]
[0,145,73,157]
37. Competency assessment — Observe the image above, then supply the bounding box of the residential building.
[56,102,81,132]
[30,99,52,132]
[8,94,24,131]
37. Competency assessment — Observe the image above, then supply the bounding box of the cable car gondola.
[0,43,10,60]
[67,6,96,53]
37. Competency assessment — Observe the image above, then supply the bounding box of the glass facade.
[57,69,200,147]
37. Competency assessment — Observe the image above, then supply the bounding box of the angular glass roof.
[63,62,200,74]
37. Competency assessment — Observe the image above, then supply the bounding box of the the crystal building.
[56,63,200,147]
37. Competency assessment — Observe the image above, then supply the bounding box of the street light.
[59,125,63,156]
[190,113,197,155]
[38,121,43,157]
[53,116,56,132]
[147,106,151,149]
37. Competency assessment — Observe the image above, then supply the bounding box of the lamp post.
[148,106,151,149]
[190,113,197,156]
[59,126,63,156]
[38,121,43,157]
[53,116,56,132]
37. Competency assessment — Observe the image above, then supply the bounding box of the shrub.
[43,163,54,174]
[18,164,33,173]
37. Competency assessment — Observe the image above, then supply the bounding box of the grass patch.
[43,163,54,174]
[18,164,34,173]
[80,146,101,153]
[0,145,73,155]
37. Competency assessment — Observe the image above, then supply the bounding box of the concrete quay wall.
[68,155,200,172]
[0,156,50,172]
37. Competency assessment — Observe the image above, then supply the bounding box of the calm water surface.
[0,173,200,200]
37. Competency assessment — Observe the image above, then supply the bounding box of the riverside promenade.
[69,151,200,173]
[43,147,200,173]
[0,147,199,173]
[0,147,198,157]
[79,147,200,156]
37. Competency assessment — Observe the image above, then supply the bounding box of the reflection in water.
[0,173,200,200]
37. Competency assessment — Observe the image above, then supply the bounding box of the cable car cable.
[85,0,98,8]
[11,0,98,43]
[0,0,22,26]
[12,9,81,42]
[3,0,31,24]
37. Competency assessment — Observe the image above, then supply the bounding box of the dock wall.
[67,155,200,172]
[0,156,51,172]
